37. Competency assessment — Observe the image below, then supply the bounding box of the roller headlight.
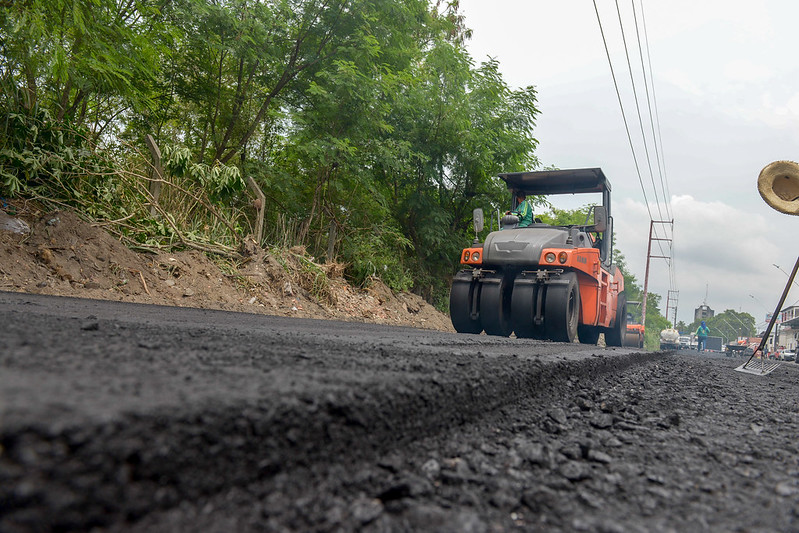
[472,252,480,261]
[558,252,568,264]
[545,252,556,263]
[463,251,471,261]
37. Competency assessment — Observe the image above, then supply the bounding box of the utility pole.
[642,220,674,330]
[666,289,679,326]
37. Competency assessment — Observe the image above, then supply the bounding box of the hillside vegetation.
[1,0,540,308]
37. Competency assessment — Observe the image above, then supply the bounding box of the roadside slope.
[0,206,452,331]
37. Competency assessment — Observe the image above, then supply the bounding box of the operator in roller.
[507,191,534,228]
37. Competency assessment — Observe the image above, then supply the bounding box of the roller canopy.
[499,168,611,195]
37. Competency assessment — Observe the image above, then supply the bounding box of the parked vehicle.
[659,328,680,350]
[705,336,724,352]
[678,335,694,350]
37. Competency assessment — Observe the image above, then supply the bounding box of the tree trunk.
[326,220,337,262]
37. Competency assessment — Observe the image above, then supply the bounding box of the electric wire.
[611,0,671,263]
[594,0,679,319]
[591,0,654,222]
[633,0,676,282]
[638,0,678,297]
[613,0,666,227]
[639,0,673,219]
[595,0,668,259]
[632,0,672,221]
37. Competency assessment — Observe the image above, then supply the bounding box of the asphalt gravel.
[1,291,798,532]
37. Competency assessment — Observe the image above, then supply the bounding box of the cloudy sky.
[458,0,799,328]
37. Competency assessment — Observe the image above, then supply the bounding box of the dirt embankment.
[0,204,453,332]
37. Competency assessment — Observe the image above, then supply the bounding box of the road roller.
[449,168,627,345]
[624,300,645,348]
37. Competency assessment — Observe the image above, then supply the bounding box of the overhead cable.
[632,0,672,221]
[613,0,666,226]
[591,0,654,222]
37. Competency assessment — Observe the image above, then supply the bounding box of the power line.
[613,0,666,226]
[632,0,672,221]
[591,0,654,222]
[594,0,678,314]
[626,0,676,267]
[635,1,677,293]
[595,0,669,259]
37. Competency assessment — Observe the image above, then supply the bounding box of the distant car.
[782,350,796,361]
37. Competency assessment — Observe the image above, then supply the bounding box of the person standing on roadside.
[696,321,709,352]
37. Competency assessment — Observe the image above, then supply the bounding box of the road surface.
[2,291,798,532]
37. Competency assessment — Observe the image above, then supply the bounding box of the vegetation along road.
[3,291,799,532]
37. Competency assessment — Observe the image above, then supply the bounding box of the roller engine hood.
[482,226,573,267]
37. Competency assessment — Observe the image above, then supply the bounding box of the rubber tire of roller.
[511,278,545,339]
[605,292,627,347]
[480,274,513,337]
[449,273,483,334]
[544,273,580,343]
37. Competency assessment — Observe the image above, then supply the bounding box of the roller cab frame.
[449,168,627,345]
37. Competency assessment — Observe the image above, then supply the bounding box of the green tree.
[1,0,164,129]
[1,0,549,304]
[688,310,755,344]
[243,0,433,288]
[383,41,540,302]
[158,0,420,165]
[1,0,167,197]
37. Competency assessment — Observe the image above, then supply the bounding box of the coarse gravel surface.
[2,291,799,532]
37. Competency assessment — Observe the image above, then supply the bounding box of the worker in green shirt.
[696,321,709,351]
[508,191,534,228]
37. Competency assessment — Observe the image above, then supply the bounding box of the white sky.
[459,0,799,329]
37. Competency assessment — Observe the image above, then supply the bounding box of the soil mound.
[0,203,453,332]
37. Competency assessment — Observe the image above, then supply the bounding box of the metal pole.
[664,289,678,326]
[665,291,671,326]
[745,255,799,367]
[641,220,673,332]
[641,220,654,329]
[668,289,679,325]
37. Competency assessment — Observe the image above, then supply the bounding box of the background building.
[777,305,799,352]
[694,304,714,323]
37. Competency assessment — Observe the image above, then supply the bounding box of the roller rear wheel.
[544,273,580,343]
[449,271,483,334]
[605,292,627,347]
[511,276,545,339]
[624,331,643,348]
[480,272,513,337]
